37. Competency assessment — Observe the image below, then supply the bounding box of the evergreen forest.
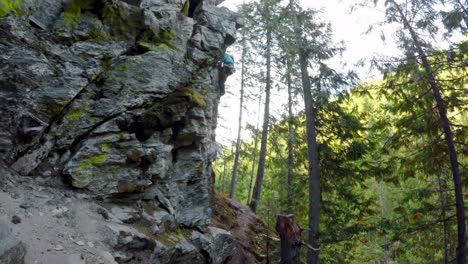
[215,0,467,263]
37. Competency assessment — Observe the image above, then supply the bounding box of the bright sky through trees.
[216,0,400,144]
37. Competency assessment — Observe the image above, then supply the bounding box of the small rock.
[151,224,162,235]
[113,252,133,263]
[110,206,141,224]
[28,15,47,30]
[34,194,50,199]
[75,241,85,246]
[11,215,21,224]
[97,208,109,220]
[19,203,31,209]
[87,242,94,248]
[68,253,85,264]
[51,207,68,218]
[53,245,64,251]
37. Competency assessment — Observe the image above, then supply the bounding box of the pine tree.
[376,1,466,261]
[288,1,322,261]
[229,36,247,199]
[249,0,279,213]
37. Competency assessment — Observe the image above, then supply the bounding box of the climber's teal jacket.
[223,54,234,65]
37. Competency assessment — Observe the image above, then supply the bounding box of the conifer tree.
[374,1,466,261]
[249,0,279,213]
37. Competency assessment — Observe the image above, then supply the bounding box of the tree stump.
[275,214,302,264]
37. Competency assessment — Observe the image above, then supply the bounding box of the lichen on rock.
[0,0,244,262]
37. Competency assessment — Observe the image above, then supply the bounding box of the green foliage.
[214,37,467,262]
[0,0,23,17]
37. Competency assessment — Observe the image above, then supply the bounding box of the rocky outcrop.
[0,0,242,262]
[0,220,26,264]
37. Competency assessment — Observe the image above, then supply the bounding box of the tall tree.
[285,58,295,215]
[247,91,262,205]
[380,1,466,261]
[288,0,322,262]
[229,38,247,199]
[277,19,298,215]
[249,0,277,213]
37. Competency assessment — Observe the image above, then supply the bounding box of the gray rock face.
[0,221,26,264]
[0,0,240,262]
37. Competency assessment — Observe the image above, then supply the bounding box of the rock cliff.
[0,0,248,263]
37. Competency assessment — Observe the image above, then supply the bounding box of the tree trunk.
[249,19,272,213]
[276,215,302,264]
[378,179,389,264]
[229,41,246,199]
[286,61,295,215]
[437,171,449,264]
[221,151,227,193]
[247,91,262,205]
[392,3,466,262]
[289,1,321,262]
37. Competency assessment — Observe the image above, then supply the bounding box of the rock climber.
[218,53,235,95]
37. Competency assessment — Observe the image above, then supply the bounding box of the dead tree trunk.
[276,215,302,264]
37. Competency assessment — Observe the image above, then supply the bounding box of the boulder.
[0,221,26,264]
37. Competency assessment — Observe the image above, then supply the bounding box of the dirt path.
[0,175,118,264]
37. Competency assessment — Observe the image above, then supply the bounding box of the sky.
[216,0,400,145]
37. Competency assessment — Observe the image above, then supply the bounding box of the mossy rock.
[166,88,206,108]
[64,0,137,40]
[0,0,24,17]
[78,153,108,169]
[117,180,148,193]
[136,29,175,52]
[211,193,238,230]
[154,227,192,247]
[64,0,97,27]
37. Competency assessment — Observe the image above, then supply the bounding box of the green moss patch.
[64,103,88,121]
[64,0,132,40]
[169,88,206,108]
[137,29,175,52]
[154,227,192,247]
[0,0,24,17]
[211,193,238,230]
[78,153,108,169]
[102,2,131,36]
[64,0,96,27]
